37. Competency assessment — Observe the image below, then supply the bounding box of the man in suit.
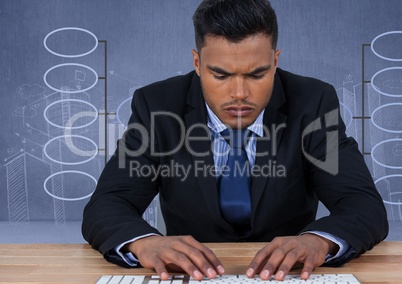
[82,0,388,281]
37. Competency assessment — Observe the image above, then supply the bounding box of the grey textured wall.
[1,0,401,243]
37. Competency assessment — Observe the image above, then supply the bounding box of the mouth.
[224,106,254,117]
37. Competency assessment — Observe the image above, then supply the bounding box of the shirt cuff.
[301,231,350,262]
[115,233,160,267]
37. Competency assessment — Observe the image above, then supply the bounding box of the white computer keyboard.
[96,274,361,283]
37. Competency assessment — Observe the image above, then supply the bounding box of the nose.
[230,77,249,101]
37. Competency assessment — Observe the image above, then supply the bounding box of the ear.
[274,49,281,69]
[192,49,200,76]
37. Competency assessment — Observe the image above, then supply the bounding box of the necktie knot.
[221,128,250,149]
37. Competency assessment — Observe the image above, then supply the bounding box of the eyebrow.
[206,65,272,76]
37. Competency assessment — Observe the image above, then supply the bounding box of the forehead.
[200,33,274,52]
[199,34,274,70]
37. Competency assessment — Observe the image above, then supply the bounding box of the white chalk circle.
[43,27,98,58]
[44,170,97,201]
[371,67,402,97]
[375,174,402,205]
[371,31,402,62]
[116,96,132,126]
[371,103,402,133]
[43,135,98,165]
[371,138,402,169]
[44,63,98,94]
[44,99,98,129]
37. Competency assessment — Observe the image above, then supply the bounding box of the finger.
[258,247,289,280]
[165,263,185,272]
[246,245,276,278]
[274,249,301,281]
[300,255,316,280]
[196,244,225,275]
[163,251,204,281]
[203,248,225,276]
[179,236,224,277]
[181,236,224,271]
[178,246,218,278]
[153,258,170,281]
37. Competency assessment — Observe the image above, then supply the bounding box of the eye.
[214,74,228,80]
[249,73,265,79]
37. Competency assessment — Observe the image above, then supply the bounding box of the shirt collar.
[205,103,264,137]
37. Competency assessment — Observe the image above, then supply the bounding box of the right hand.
[124,235,225,281]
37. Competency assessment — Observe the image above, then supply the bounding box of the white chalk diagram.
[366,31,402,221]
[5,28,400,234]
[3,27,157,229]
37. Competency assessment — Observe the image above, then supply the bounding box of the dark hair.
[193,0,278,51]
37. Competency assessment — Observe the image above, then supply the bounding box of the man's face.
[192,34,280,129]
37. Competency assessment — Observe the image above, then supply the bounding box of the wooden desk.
[0,242,401,283]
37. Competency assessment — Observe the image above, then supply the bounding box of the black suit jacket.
[82,69,388,267]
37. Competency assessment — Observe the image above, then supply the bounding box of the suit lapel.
[251,73,288,220]
[184,74,234,231]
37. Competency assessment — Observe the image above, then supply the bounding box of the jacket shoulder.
[276,68,330,92]
[276,68,338,106]
[135,71,195,112]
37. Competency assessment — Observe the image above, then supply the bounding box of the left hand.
[246,234,338,281]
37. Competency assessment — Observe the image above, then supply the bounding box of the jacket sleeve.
[300,83,388,266]
[82,88,162,267]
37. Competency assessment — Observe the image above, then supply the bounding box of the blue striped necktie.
[218,128,252,228]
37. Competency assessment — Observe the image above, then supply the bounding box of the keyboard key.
[132,276,145,284]
[106,275,123,284]
[120,276,136,284]
[95,275,112,284]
